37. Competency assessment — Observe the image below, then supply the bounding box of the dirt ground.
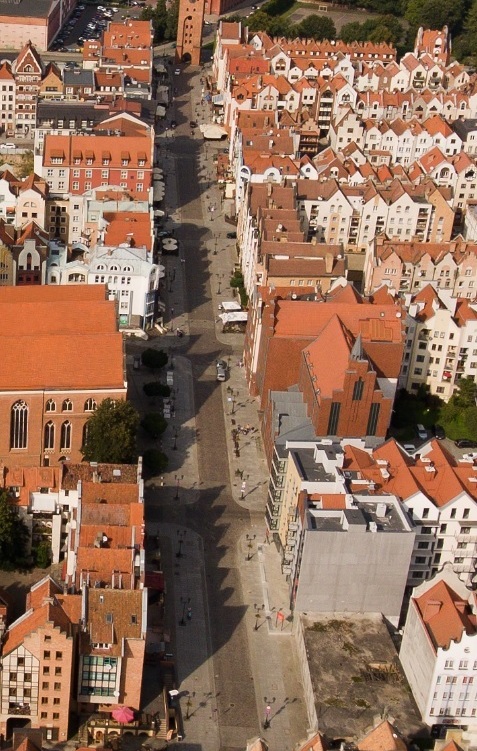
[287,1,379,32]
[303,615,426,742]
[0,562,63,624]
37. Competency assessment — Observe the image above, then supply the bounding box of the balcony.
[8,703,31,716]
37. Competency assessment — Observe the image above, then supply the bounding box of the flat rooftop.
[303,615,424,740]
[291,448,336,483]
[308,499,408,533]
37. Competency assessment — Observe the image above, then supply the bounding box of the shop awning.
[199,123,228,140]
[212,94,224,105]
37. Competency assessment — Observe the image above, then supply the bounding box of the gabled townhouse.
[452,119,477,156]
[0,285,126,467]
[400,568,477,728]
[364,236,477,300]
[38,62,63,101]
[12,41,44,140]
[414,26,451,65]
[12,222,49,286]
[0,576,81,743]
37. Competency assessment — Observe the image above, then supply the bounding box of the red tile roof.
[415,580,476,650]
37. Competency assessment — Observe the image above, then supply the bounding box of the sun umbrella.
[112,706,135,723]
[162,239,178,249]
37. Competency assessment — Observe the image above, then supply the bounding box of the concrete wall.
[399,600,435,717]
[0,19,48,52]
[295,526,414,622]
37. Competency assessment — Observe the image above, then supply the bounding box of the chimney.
[325,252,333,273]
[423,599,442,621]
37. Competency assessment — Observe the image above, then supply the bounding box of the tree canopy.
[141,348,169,371]
[82,398,139,464]
[295,15,336,40]
[0,491,29,571]
[141,0,178,42]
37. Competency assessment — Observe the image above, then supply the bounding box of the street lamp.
[174,475,183,501]
[185,692,194,719]
[176,528,186,557]
[172,426,179,450]
[179,596,190,626]
[246,534,256,560]
[263,697,276,729]
[254,603,264,631]
[216,273,223,295]
[170,306,174,332]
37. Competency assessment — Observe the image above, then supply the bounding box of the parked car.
[416,423,428,440]
[170,120,177,129]
[433,424,446,440]
[455,438,477,448]
[189,121,198,128]
[1,143,16,150]
[226,231,237,239]
[216,363,227,382]
[174,68,181,75]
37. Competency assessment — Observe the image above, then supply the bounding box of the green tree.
[453,377,477,408]
[35,541,51,569]
[143,382,171,398]
[18,150,34,179]
[165,0,179,41]
[0,490,29,571]
[143,449,169,474]
[141,348,168,371]
[82,399,139,464]
[295,14,336,40]
[404,0,466,34]
[141,412,168,438]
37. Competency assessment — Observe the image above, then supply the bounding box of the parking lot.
[50,3,145,52]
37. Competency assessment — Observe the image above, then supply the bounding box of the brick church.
[0,285,126,468]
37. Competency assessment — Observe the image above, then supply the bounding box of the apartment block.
[400,287,477,400]
[400,567,477,728]
[41,113,153,202]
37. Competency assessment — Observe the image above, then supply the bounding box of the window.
[43,667,50,675]
[40,712,47,720]
[62,399,72,412]
[41,697,48,705]
[60,422,72,451]
[53,697,60,705]
[44,421,55,450]
[44,650,50,659]
[55,667,62,676]
[445,660,454,669]
[52,713,60,720]
[327,402,341,435]
[54,682,61,690]
[463,508,470,519]
[422,508,429,519]
[45,399,56,412]
[84,398,96,412]
[10,400,28,449]
[42,682,49,690]
[352,378,364,401]
[367,403,380,436]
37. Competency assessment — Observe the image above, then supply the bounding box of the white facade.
[400,567,477,729]
[46,244,159,330]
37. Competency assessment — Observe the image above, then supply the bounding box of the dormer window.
[86,158,93,165]
[51,157,63,165]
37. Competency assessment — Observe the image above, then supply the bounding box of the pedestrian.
[187,606,192,621]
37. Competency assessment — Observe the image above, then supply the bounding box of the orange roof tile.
[415,580,476,649]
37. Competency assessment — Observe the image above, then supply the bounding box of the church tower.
[175,0,205,65]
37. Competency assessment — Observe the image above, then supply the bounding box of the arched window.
[45,399,56,412]
[110,265,119,271]
[60,421,72,450]
[10,400,28,449]
[82,422,89,449]
[44,421,55,450]
[84,398,96,412]
[62,399,73,412]
[26,253,32,270]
